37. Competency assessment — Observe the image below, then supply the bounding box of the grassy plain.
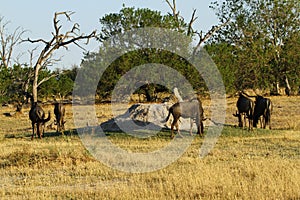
[0,96,299,199]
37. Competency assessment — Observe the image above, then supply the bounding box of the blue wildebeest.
[253,95,272,129]
[54,101,66,134]
[162,98,204,138]
[233,92,254,130]
[25,92,51,139]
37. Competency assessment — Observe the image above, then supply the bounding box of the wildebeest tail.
[43,111,51,123]
[161,108,171,123]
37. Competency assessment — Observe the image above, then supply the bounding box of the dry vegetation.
[0,96,299,199]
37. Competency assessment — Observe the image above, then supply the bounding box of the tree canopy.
[1,1,299,106]
[207,0,300,93]
[79,6,206,102]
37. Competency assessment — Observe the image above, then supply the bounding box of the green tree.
[0,65,11,103]
[281,31,300,94]
[81,6,194,102]
[209,0,300,93]
[80,3,228,102]
[205,42,237,92]
[0,64,33,106]
[99,6,186,42]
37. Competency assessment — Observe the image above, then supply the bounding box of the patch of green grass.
[220,126,280,138]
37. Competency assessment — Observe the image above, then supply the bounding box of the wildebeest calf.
[162,99,204,138]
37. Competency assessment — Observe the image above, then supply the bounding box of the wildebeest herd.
[162,91,272,138]
[232,91,272,130]
[25,90,272,139]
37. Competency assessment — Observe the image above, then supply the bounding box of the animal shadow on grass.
[4,129,78,139]
[42,129,78,138]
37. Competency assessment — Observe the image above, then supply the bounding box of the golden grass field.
[0,96,299,199]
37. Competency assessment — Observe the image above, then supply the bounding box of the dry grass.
[0,96,299,199]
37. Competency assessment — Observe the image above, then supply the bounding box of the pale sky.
[1,0,219,70]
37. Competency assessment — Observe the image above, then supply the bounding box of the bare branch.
[0,17,26,68]
[165,0,177,17]
[37,73,58,87]
[23,38,49,45]
[165,0,184,32]
[28,47,39,67]
[55,11,75,22]
[187,9,198,36]
[58,31,96,47]
[192,19,230,57]
[41,55,62,68]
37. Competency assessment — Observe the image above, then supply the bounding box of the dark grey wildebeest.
[29,103,51,139]
[253,95,272,129]
[233,92,254,130]
[162,99,204,138]
[24,92,51,139]
[54,102,66,134]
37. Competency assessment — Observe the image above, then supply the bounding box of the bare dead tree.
[23,11,96,102]
[0,16,26,68]
[165,0,230,57]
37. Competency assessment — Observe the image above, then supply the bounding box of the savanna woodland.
[0,0,299,199]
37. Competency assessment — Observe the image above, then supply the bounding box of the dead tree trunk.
[32,64,40,102]
[24,11,96,103]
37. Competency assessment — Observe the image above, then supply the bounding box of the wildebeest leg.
[238,113,242,128]
[41,123,46,138]
[189,118,194,136]
[31,122,35,140]
[196,115,203,136]
[248,118,253,131]
[247,113,252,131]
[56,118,60,133]
[268,114,271,129]
[171,117,183,138]
[242,113,245,129]
[61,119,65,135]
[170,119,176,138]
[261,114,267,129]
[176,125,184,137]
[244,114,248,130]
[37,122,41,139]
[175,120,184,138]
[259,116,263,128]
